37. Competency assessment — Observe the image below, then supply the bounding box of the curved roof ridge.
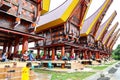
[103,22,118,45]
[95,11,117,41]
[107,28,120,47]
[80,0,113,36]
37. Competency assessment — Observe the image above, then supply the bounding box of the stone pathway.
[84,61,120,80]
[110,65,120,80]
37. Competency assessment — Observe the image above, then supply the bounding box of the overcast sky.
[49,0,120,49]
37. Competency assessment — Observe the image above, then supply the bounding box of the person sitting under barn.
[21,51,29,61]
[62,55,68,60]
[28,50,35,61]
[1,52,8,62]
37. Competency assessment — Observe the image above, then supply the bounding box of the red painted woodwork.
[96,51,99,59]
[3,42,7,53]
[8,41,12,57]
[83,50,87,59]
[61,46,65,59]
[52,47,55,60]
[13,37,20,56]
[43,48,46,59]
[22,36,28,54]
[70,47,74,58]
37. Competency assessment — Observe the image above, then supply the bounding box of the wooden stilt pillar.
[99,53,101,59]
[89,51,92,59]
[43,48,46,59]
[3,42,7,53]
[13,37,19,57]
[37,49,40,59]
[52,47,55,60]
[61,46,65,59]
[22,36,28,54]
[96,51,99,60]
[48,48,50,59]
[70,47,74,59]
[8,42,12,58]
[84,50,87,59]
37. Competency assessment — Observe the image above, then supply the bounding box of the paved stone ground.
[35,73,52,80]
[84,61,120,80]
[110,65,120,80]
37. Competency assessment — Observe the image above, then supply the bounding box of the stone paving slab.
[84,61,119,80]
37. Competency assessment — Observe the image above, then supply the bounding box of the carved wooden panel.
[0,0,38,21]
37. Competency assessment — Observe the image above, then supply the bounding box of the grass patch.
[34,69,95,80]
[89,61,118,70]
[90,65,108,70]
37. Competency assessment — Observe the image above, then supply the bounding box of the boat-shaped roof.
[106,28,120,47]
[80,0,113,36]
[95,11,116,41]
[102,23,120,45]
[35,0,91,33]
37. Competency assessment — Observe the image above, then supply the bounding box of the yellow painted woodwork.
[36,0,79,32]
[41,0,50,15]
[103,23,119,45]
[80,0,110,36]
[97,11,116,41]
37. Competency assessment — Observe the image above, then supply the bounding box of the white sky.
[49,0,120,50]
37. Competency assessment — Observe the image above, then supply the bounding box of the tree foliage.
[112,44,120,60]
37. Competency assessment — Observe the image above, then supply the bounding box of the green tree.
[112,44,120,60]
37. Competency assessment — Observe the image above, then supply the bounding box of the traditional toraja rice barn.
[109,33,120,52]
[106,29,120,52]
[34,0,92,60]
[0,0,50,57]
[79,0,113,60]
[101,26,119,58]
[94,11,117,61]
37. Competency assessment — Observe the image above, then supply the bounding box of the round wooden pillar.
[52,47,55,60]
[96,51,99,60]
[43,48,46,59]
[70,47,74,59]
[61,46,65,59]
[3,42,7,53]
[83,50,87,59]
[13,37,20,57]
[22,36,28,54]
[89,51,92,59]
[37,48,40,59]
[8,41,13,58]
